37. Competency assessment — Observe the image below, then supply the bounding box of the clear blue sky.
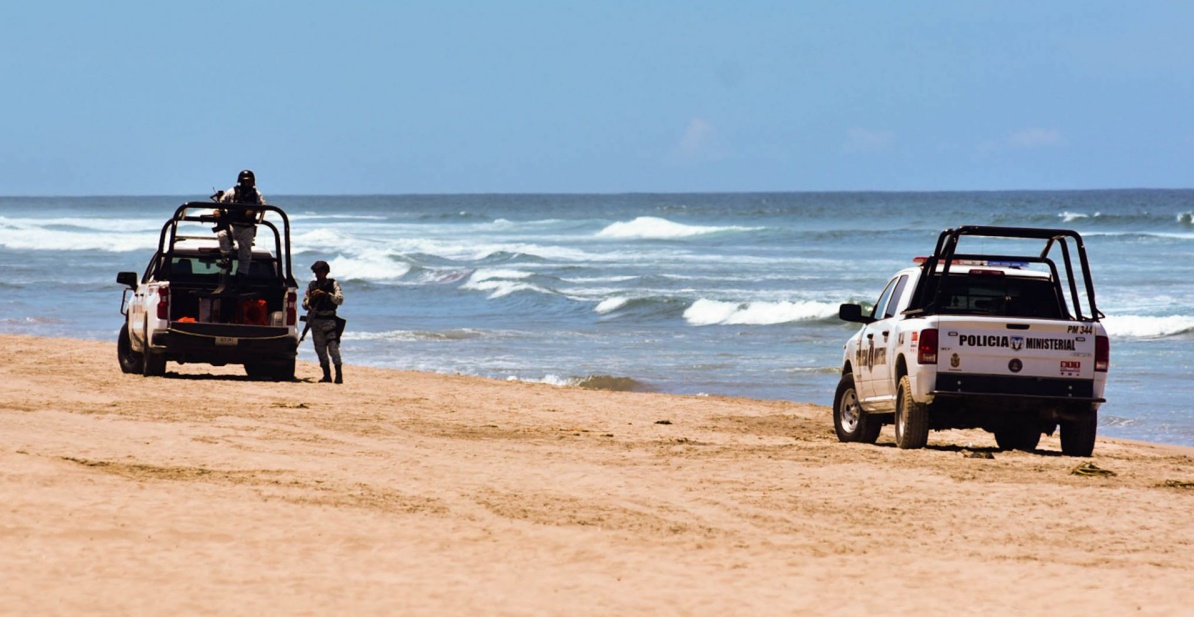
[3,1,1192,195]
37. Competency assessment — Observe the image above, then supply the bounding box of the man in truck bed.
[213,169,266,284]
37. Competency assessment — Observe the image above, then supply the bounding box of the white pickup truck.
[116,202,301,380]
[834,226,1109,456]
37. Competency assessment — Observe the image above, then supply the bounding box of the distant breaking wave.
[596,216,762,240]
[683,298,840,326]
[460,268,550,299]
[1102,315,1194,338]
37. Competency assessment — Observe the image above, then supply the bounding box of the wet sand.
[2,333,1192,616]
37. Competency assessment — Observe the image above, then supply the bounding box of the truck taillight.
[156,286,169,320]
[1095,335,1109,372]
[918,328,938,364]
[285,291,297,326]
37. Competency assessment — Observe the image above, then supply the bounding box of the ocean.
[2,190,1193,446]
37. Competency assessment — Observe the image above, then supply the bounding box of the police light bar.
[913,257,1029,268]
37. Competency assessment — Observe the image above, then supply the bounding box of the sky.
[2,1,1192,195]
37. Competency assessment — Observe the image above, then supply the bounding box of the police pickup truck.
[116,202,300,379]
[834,226,1109,456]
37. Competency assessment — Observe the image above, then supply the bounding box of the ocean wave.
[460,268,551,299]
[0,316,65,325]
[1102,315,1194,338]
[595,297,631,314]
[596,216,762,240]
[683,299,840,326]
[0,216,160,252]
[308,250,412,281]
[342,328,487,342]
[589,295,691,320]
[1059,211,1094,223]
[289,213,388,221]
[505,373,654,392]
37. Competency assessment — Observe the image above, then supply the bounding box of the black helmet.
[237,169,255,186]
[311,260,330,273]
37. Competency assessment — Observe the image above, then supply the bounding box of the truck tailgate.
[935,318,1098,397]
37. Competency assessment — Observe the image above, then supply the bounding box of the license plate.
[215,336,238,346]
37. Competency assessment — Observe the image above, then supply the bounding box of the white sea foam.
[322,250,412,280]
[466,269,534,284]
[1058,211,1095,222]
[506,374,574,387]
[596,216,761,239]
[683,299,840,326]
[291,228,360,253]
[1102,315,1194,338]
[288,213,388,221]
[560,275,639,284]
[343,328,486,342]
[594,297,631,314]
[461,269,547,298]
[0,215,163,252]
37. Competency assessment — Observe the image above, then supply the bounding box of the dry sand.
[2,333,1192,616]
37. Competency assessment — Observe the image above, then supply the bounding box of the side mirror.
[839,303,874,324]
[117,272,139,288]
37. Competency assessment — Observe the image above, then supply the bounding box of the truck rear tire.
[268,359,296,381]
[833,373,881,444]
[117,324,144,374]
[141,324,167,377]
[1060,407,1098,457]
[142,351,166,377]
[894,375,929,449]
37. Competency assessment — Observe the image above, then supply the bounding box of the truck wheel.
[994,418,1042,452]
[117,324,144,374]
[1060,407,1098,457]
[141,324,167,377]
[268,359,296,382]
[894,375,929,449]
[833,373,880,443]
[142,351,166,377]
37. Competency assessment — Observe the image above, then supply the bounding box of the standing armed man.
[214,169,266,283]
[303,260,345,383]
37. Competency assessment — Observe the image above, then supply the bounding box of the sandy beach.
[2,333,1192,616]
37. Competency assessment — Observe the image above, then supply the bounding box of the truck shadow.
[871,442,1067,457]
[157,372,311,384]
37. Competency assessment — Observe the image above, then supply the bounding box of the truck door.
[862,274,909,406]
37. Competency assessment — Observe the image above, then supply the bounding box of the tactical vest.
[310,279,338,316]
[225,186,261,224]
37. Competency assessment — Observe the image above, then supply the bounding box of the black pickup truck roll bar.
[915,225,1101,321]
[151,201,297,287]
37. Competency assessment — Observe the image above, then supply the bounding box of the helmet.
[311,260,330,273]
[237,169,256,186]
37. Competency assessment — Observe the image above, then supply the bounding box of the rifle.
[298,288,327,343]
[299,306,314,342]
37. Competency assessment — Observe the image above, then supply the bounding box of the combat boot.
[334,364,343,384]
[320,363,332,383]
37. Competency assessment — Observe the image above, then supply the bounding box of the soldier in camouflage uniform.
[302,260,345,383]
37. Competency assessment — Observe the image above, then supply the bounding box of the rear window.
[937,274,1065,319]
[166,256,278,281]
